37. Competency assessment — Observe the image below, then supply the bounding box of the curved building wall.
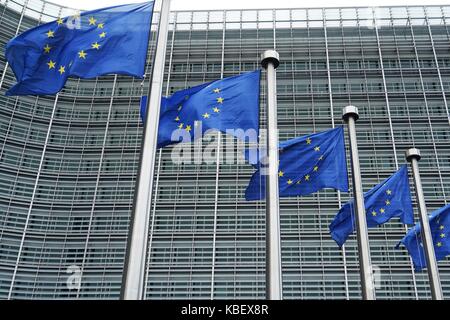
[0,0,159,299]
[0,0,450,299]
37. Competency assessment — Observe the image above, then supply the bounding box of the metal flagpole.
[405,148,443,300]
[342,106,375,300]
[121,0,171,300]
[261,50,283,300]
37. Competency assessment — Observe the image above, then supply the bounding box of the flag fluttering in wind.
[245,126,349,201]
[397,203,450,271]
[141,70,261,149]
[5,2,154,96]
[330,165,414,247]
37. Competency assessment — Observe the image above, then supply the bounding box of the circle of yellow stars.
[436,218,446,248]
[43,15,106,76]
[278,136,324,186]
[174,87,223,132]
[369,189,393,218]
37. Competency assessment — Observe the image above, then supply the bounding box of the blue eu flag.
[245,126,349,201]
[5,2,154,96]
[397,204,450,271]
[330,165,414,247]
[141,70,261,149]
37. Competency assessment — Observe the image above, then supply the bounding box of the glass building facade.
[0,0,449,299]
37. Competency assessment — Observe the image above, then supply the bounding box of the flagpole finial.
[342,105,359,121]
[406,148,421,161]
[261,50,280,69]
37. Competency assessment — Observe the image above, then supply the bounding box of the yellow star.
[385,200,391,205]
[380,208,385,214]
[305,175,310,181]
[306,138,312,144]
[47,60,56,69]
[178,123,184,129]
[440,225,445,230]
[46,30,55,38]
[43,44,52,54]
[217,97,224,104]
[92,42,101,50]
[78,50,87,59]
[202,113,210,119]
[287,179,293,185]
[97,23,104,29]
[89,16,97,26]
[318,155,324,161]
[58,65,66,75]
[213,107,220,113]
[185,125,192,132]
[178,105,182,111]
[386,189,392,195]
[175,116,180,122]
[313,166,319,172]
[99,32,107,38]
[213,88,220,93]
[372,211,377,216]
[296,180,301,184]
[56,17,64,25]
[440,233,446,238]
[278,171,284,177]
[314,146,320,152]
[437,242,442,247]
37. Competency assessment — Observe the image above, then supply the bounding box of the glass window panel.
[426,7,442,18]
[259,22,273,29]
[341,8,357,19]
[309,21,323,28]
[258,10,273,21]
[428,18,443,25]
[242,10,257,22]
[276,21,290,29]
[410,18,426,25]
[409,7,425,18]
[209,23,223,30]
[242,22,257,29]
[226,11,240,22]
[308,9,323,20]
[325,9,340,20]
[192,23,207,30]
[391,7,408,18]
[326,20,340,27]
[292,21,307,28]
[443,6,450,16]
[276,10,290,21]
[176,23,190,30]
[342,20,357,27]
[292,9,307,21]
[177,12,191,23]
[169,12,176,23]
[393,19,408,26]
[226,22,240,29]
[192,11,208,23]
[358,7,374,20]
[209,11,223,22]
[375,7,391,19]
